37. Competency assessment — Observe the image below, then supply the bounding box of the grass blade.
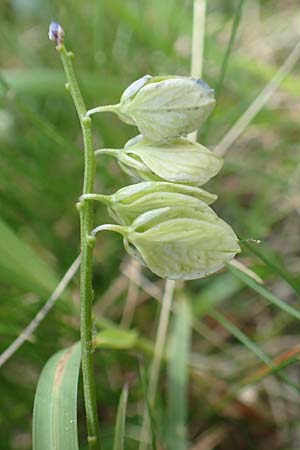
[243,241,300,294]
[0,256,80,368]
[228,265,300,321]
[138,363,158,450]
[0,217,58,296]
[211,310,299,392]
[32,343,81,450]
[211,309,273,367]
[192,272,242,317]
[215,0,246,98]
[167,299,192,450]
[113,385,129,450]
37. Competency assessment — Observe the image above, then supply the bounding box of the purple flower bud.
[48,21,64,46]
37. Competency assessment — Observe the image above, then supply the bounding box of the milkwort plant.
[32,22,240,450]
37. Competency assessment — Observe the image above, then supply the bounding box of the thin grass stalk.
[214,38,300,156]
[189,0,206,143]
[139,280,175,450]
[215,0,245,98]
[0,255,81,368]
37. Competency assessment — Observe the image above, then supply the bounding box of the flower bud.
[108,134,222,185]
[116,75,216,140]
[48,21,64,46]
[121,206,240,280]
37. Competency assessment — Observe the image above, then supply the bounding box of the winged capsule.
[98,134,223,186]
[93,206,241,280]
[87,75,216,141]
[126,211,240,280]
[81,181,217,225]
[107,190,219,225]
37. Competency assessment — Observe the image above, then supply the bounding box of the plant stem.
[57,44,101,450]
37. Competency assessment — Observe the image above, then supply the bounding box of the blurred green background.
[1,0,300,449]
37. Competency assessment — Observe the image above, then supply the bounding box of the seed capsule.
[82,181,217,225]
[124,206,240,279]
[117,75,216,140]
[102,134,222,186]
[94,206,240,280]
[109,190,218,226]
[87,75,215,140]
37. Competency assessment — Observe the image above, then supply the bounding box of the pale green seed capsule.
[92,206,240,279]
[82,181,217,225]
[104,134,223,185]
[108,181,216,205]
[108,190,218,226]
[116,75,216,140]
[122,207,240,280]
[93,206,240,279]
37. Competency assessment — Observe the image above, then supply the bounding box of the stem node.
[82,115,92,125]
[76,201,83,212]
[87,235,97,248]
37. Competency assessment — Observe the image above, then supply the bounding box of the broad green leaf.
[32,343,81,450]
[167,299,191,450]
[113,385,128,450]
[0,217,58,296]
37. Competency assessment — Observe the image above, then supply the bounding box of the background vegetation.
[1,0,300,448]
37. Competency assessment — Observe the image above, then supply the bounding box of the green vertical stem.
[57,44,101,450]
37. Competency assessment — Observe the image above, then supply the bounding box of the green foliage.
[0,218,58,296]
[167,299,191,450]
[32,343,81,450]
[1,1,300,449]
[113,385,129,450]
